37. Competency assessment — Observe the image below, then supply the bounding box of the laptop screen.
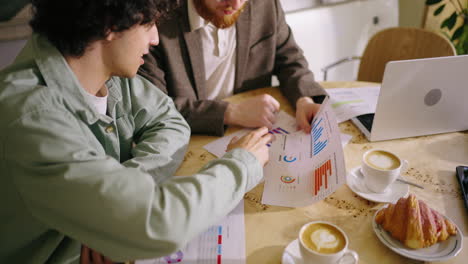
[355,113,375,132]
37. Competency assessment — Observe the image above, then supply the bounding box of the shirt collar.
[188,0,209,31]
[31,34,116,124]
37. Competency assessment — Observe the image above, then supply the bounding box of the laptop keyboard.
[356,113,375,132]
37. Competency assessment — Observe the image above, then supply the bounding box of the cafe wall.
[399,0,426,28]
[283,0,399,81]
[0,0,428,74]
[0,3,30,70]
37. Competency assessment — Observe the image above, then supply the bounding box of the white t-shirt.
[84,88,108,115]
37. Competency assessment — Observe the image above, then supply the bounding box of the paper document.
[327,86,380,123]
[262,97,346,207]
[203,111,297,158]
[204,111,352,158]
[136,202,245,264]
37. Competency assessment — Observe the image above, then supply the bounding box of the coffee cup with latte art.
[361,149,408,193]
[299,221,358,264]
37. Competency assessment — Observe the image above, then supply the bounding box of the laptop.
[351,55,468,142]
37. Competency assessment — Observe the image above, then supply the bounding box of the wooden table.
[175,82,468,264]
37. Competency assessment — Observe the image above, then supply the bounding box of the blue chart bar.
[312,117,323,130]
[313,126,323,141]
[312,118,328,156]
[217,226,222,260]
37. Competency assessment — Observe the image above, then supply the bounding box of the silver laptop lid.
[370,55,468,141]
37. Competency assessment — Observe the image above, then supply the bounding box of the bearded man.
[139,0,328,136]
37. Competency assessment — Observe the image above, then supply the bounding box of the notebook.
[351,55,468,141]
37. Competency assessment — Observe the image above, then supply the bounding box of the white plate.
[372,207,463,262]
[346,166,409,203]
[282,239,303,264]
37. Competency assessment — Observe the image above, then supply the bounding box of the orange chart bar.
[314,160,332,195]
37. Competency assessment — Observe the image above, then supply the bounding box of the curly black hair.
[30,0,180,57]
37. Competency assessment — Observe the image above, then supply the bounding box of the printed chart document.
[327,86,380,123]
[136,202,245,264]
[262,97,346,207]
[204,111,352,158]
[203,111,297,158]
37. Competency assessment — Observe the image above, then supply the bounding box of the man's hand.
[224,94,280,129]
[296,97,321,133]
[226,127,273,167]
[80,245,116,264]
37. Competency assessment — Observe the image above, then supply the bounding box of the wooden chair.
[322,27,456,82]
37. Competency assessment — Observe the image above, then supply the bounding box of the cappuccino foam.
[365,150,400,170]
[301,223,346,254]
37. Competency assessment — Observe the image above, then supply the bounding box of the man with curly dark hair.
[139,0,328,136]
[0,0,273,263]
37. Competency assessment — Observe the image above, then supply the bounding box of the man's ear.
[105,30,116,41]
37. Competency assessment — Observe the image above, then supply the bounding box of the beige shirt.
[188,0,237,100]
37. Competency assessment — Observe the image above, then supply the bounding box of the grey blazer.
[139,0,327,136]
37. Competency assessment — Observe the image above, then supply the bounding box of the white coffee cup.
[298,221,358,264]
[361,149,408,193]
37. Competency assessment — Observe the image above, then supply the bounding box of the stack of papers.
[327,86,380,123]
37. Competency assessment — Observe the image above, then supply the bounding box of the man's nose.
[150,24,159,46]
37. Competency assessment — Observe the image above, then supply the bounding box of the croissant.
[375,194,457,249]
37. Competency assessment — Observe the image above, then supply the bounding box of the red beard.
[193,0,247,29]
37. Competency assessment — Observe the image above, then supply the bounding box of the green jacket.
[0,34,262,263]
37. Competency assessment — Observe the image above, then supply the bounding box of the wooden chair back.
[357,27,456,83]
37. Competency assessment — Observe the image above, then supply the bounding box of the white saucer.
[282,239,358,264]
[282,239,303,264]
[346,166,409,203]
[373,207,463,261]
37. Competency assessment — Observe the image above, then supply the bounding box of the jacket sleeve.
[273,0,328,107]
[120,76,190,183]
[5,87,262,262]
[139,47,228,136]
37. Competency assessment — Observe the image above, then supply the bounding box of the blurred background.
[0,0,464,81]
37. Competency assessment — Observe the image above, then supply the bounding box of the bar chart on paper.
[137,226,225,264]
[203,111,296,157]
[261,98,347,207]
[136,203,246,264]
[312,117,328,156]
[267,127,290,147]
[314,159,331,195]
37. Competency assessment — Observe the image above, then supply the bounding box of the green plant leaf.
[461,25,468,55]
[456,40,466,55]
[426,0,443,5]
[455,24,468,55]
[451,25,464,40]
[433,4,445,16]
[441,12,458,30]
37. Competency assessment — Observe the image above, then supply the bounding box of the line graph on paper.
[267,127,290,147]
